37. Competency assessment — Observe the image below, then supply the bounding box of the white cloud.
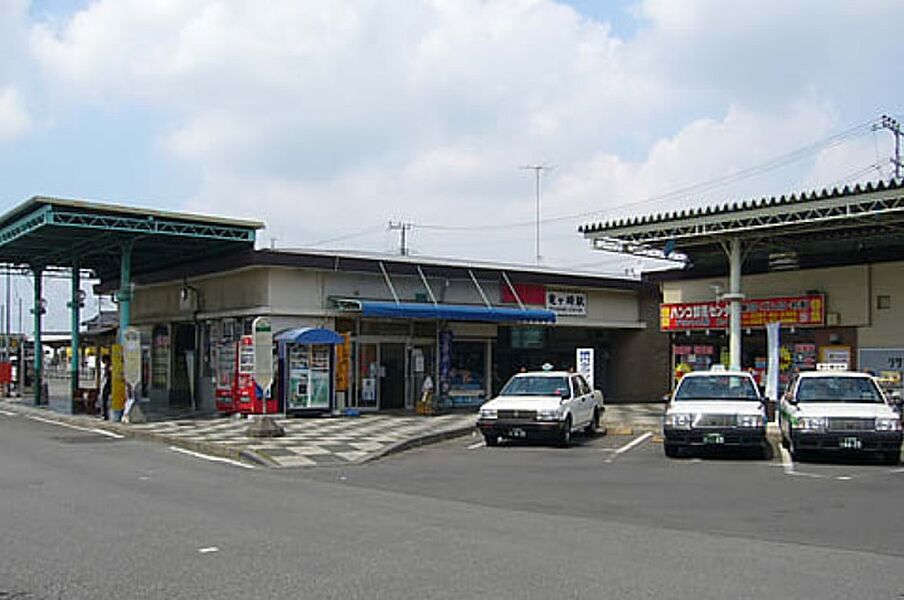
[21,0,904,269]
[0,86,31,141]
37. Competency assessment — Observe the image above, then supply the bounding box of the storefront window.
[448,340,486,407]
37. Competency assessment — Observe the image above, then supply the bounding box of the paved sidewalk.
[128,413,476,467]
[602,403,665,433]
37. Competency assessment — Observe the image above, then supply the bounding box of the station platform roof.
[579,179,904,278]
[0,196,263,282]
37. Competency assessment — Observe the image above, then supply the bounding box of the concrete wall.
[609,286,670,403]
[662,265,870,327]
[859,262,904,347]
[132,267,271,324]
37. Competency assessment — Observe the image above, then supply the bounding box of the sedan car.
[476,370,603,447]
[663,370,767,458]
[779,370,902,464]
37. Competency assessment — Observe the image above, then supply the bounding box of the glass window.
[674,375,759,401]
[501,375,571,398]
[796,376,884,403]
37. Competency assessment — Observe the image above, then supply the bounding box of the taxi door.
[571,375,592,426]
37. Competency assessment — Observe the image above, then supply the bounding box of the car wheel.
[584,408,599,436]
[483,433,498,447]
[664,443,679,458]
[558,417,572,448]
[882,451,900,466]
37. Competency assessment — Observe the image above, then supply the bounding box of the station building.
[120,248,667,412]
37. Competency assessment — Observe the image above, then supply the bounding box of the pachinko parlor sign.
[660,295,825,332]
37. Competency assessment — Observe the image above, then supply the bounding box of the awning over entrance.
[336,299,556,323]
[275,327,345,345]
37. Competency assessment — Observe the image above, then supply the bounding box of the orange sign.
[335,332,351,392]
[660,295,824,331]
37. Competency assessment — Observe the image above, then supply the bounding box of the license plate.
[703,433,725,445]
[840,436,862,450]
[509,428,526,439]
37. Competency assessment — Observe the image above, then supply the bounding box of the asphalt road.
[1,411,903,599]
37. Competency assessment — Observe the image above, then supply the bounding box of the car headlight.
[737,415,764,428]
[665,413,692,429]
[793,416,826,431]
[875,417,903,432]
[536,409,561,422]
[479,408,497,420]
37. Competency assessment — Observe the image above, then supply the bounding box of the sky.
[1,0,903,330]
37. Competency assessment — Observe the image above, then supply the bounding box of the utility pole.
[388,221,412,256]
[875,114,903,179]
[520,164,552,263]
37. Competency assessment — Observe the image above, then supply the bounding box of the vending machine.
[214,341,237,413]
[276,327,343,415]
[234,334,278,415]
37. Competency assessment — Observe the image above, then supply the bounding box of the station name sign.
[660,294,825,331]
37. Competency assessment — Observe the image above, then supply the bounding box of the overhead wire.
[413,116,880,233]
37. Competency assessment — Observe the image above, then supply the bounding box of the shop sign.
[576,348,594,390]
[547,290,587,316]
[660,295,824,331]
[335,333,351,392]
[123,327,142,387]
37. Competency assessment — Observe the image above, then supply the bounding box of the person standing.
[99,354,111,420]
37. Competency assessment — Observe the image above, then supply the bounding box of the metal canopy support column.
[32,265,43,405]
[117,241,134,342]
[724,237,744,371]
[69,262,81,411]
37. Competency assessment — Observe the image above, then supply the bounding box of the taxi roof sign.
[816,363,848,372]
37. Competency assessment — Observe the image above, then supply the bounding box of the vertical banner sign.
[576,348,594,390]
[252,317,273,413]
[765,322,780,402]
[335,333,351,392]
[123,327,142,388]
[439,329,453,405]
[111,344,125,413]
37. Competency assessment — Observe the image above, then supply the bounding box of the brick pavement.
[128,413,477,467]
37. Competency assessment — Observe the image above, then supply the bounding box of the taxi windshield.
[501,376,571,398]
[674,375,759,401]
[796,376,884,403]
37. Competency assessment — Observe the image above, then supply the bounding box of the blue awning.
[274,327,345,345]
[336,299,556,323]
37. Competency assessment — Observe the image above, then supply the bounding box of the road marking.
[0,409,16,416]
[836,476,852,481]
[169,446,254,469]
[28,415,123,439]
[467,440,485,450]
[91,428,125,439]
[198,547,220,554]
[605,432,653,462]
[779,446,795,475]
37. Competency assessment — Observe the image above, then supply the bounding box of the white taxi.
[779,368,902,465]
[476,370,604,447]
[663,369,767,458]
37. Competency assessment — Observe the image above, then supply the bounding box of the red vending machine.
[214,340,237,413]
[234,334,278,415]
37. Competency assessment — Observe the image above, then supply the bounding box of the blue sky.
[1,0,903,329]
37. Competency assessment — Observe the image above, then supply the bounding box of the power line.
[414,116,880,233]
[305,224,385,248]
[387,221,413,256]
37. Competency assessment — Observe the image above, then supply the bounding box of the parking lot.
[307,428,904,559]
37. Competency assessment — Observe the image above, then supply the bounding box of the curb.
[0,400,274,468]
[360,423,477,464]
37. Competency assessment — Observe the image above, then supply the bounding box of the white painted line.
[91,428,125,439]
[891,467,904,473]
[836,476,852,481]
[0,409,16,416]
[198,547,220,554]
[467,440,485,450]
[605,432,652,463]
[779,446,795,475]
[169,446,254,469]
[28,415,123,439]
